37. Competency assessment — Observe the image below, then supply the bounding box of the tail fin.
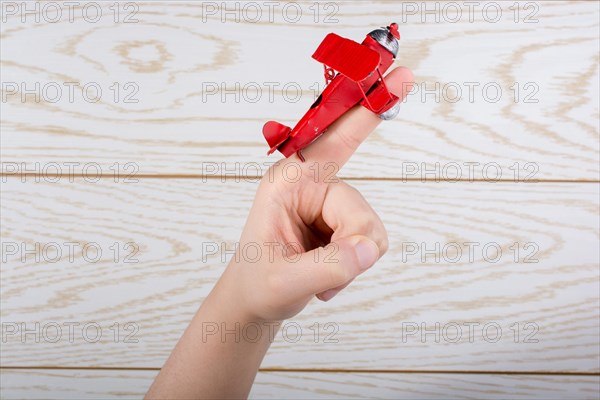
[263,121,291,155]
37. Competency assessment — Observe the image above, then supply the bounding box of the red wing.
[312,33,380,82]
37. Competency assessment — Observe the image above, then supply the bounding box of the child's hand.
[147,66,414,400]
[218,67,415,323]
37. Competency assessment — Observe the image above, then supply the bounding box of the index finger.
[300,66,414,170]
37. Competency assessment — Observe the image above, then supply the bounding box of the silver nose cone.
[368,26,399,58]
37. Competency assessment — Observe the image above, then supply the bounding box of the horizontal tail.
[263,121,291,155]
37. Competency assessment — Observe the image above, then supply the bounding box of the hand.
[218,66,415,323]
[146,66,414,399]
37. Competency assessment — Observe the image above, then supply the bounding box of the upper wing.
[312,33,381,82]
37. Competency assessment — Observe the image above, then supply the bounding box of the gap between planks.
[0,173,599,184]
[0,366,598,377]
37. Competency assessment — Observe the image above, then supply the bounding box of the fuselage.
[277,35,396,158]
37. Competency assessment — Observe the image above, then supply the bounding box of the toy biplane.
[262,23,401,160]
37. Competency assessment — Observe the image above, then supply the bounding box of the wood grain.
[1,1,599,398]
[1,369,599,399]
[1,1,598,179]
[1,178,598,371]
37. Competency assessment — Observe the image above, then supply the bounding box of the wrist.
[205,266,283,342]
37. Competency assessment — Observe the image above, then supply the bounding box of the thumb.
[287,235,380,297]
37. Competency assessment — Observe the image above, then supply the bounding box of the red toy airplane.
[263,23,401,161]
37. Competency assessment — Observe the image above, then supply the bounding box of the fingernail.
[354,237,379,271]
[318,289,338,302]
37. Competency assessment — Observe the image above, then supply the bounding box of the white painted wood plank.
[1,1,598,178]
[1,179,598,371]
[1,369,599,399]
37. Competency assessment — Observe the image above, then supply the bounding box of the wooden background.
[1,1,599,398]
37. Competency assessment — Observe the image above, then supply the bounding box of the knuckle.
[323,244,351,286]
[366,211,388,255]
[334,127,361,152]
[379,230,390,256]
[362,216,377,233]
[374,217,388,254]
[327,264,350,287]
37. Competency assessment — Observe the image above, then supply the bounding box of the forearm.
[146,272,279,399]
